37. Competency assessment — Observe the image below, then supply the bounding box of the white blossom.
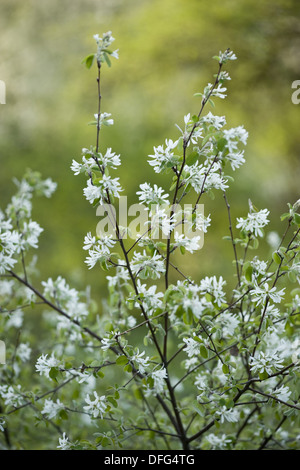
[205,433,232,449]
[251,281,285,306]
[41,399,65,419]
[131,349,151,374]
[215,405,240,423]
[182,336,200,358]
[131,250,165,279]
[236,208,269,237]
[83,391,107,418]
[130,280,163,315]
[249,351,284,375]
[136,182,169,205]
[174,232,201,253]
[199,275,227,307]
[148,139,179,173]
[150,366,168,395]
[0,385,24,407]
[35,353,61,378]
[16,343,31,362]
[184,161,228,193]
[200,112,226,130]
[218,49,237,63]
[271,385,292,403]
[223,126,248,154]
[57,432,72,450]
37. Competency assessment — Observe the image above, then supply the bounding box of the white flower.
[236,208,269,237]
[70,159,82,175]
[35,353,61,378]
[182,336,200,358]
[83,391,107,418]
[83,179,103,204]
[22,220,43,249]
[272,385,292,403]
[151,366,168,394]
[182,295,211,319]
[41,399,65,419]
[94,113,114,128]
[203,82,227,101]
[174,232,201,253]
[218,49,237,63]
[131,280,163,315]
[226,151,246,171]
[84,173,123,204]
[251,257,268,276]
[95,147,121,169]
[84,239,113,270]
[131,250,165,279]
[42,276,78,305]
[205,433,232,450]
[57,432,72,450]
[184,161,228,193]
[147,205,176,238]
[0,385,24,407]
[137,183,169,205]
[217,312,239,337]
[194,212,211,233]
[131,349,151,374]
[200,112,226,131]
[101,336,115,351]
[249,351,284,375]
[215,405,240,423]
[194,373,208,391]
[223,126,248,153]
[83,232,97,250]
[94,31,119,63]
[251,281,285,306]
[148,139,179,173]
[6,309,24,328]
[199,275,227,307]
[16,343,31,362]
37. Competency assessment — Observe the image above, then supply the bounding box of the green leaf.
[103,52,111,67]
[222,364,229,375]
[186,151,199,166]
[82,54,96,69]
[116,355,128,366]
[294,213,300,225]
[216,137,227,152]
[272,251,282,265]
[192,401,205,417]
[107,396,118,408]
[49,367,59,381]
[244,263,253,283]
[134,387,143,400]
[200,345,208,358]
[259,371,269,381]
[180,245,186,255]
[59,409,68,420]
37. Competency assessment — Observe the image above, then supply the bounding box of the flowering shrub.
[0,32,300,451]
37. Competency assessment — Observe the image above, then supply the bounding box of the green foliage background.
[1,0,299,303]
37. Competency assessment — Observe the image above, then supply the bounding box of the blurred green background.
[1,0,300,303]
